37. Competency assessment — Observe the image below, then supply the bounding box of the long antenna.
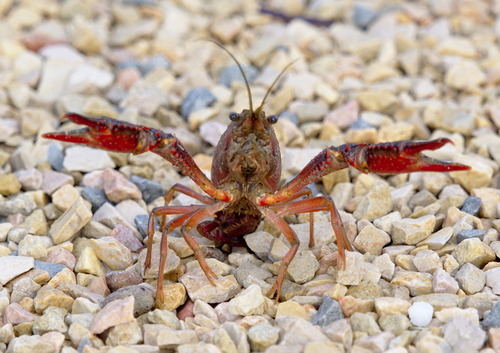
[206,39,254,114]
[256,60,297,114]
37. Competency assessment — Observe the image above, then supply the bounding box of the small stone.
[47,144,64,171]
[378,314,411,336]
[374,297,411,316]
[412,250,441,274]
[290,101,328,123]
[42,170,74,195]
[2,303,39,325]
[432,268,459,294]
[276,300,309,319]
[90,236,133,270]
[443,316,486,353]
[336,251,364,286]
[0,255,34,285]
[144,324,198,348]
[110,224,143,252]
[6,335,55,353]
[156,282,187,311]
[445,60,486,91]
[456,229,486,243]
[324,100,359,129]
[243,231,273,260]
[0,173,22,195]
[372,254,395,281]
[353,183,393,221]
[90,296,135,334]
[418,227,453,250]
[357,90,399,114]
[435,308,480,325]
[248,322,279,352]
[81,187,108,212]
[461,196,482,216]
[180,274,240,304]
[391,270,432,296]
[391,215,436,245]
[138,243,180,279]
[408,301,433,327]
[106,320,142,346]
[19,209,48,235]
[34,287,74,313]
[103,283,155,317]
[45,248,76,270]
[353,224,390,255]
[287,250,319,284]
[180,87,216,120]
[483,301,500,329]
[0,193,37,217]
[17,234,52,259]
[103,168,142,203]
[148,309,181,329]
[105,270,143,291]
[49,197,92,244]
[130,175,164,204]
[486,267,500,295]
[452,238,495,267]
[350,312,381,335]
[72,297,101,315]
[74,246,105,276]
[63,146,115,172]
[280,318,330,347]
[228,284,265,316]
[34,260,66,278]
[52,184,80,211]
[311,296,343,327]
[32,306,67,335]
[218,64,257,87]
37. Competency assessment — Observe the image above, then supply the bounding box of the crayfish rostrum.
[43,44,470,303]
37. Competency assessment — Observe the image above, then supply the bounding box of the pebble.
[63,146,115,172]
[90,295,135,334]
[33,287,74,313]
[336,251,364,286]
[130,175,164,204]
[19,209,48,235]
[485,267,500,295]
[443,316,486,353]
[180,274,240,304]
[180,87,216,120]
[353,183,393,221]
[456,229,486,243]
[103,168,142,203]
[52,184,80,211]
[90,236,133,270]
[452,238,496,267]
[218,64,258,87]
[287,250,319,284]
[227,284,265,316]
[102,284,155,316]
[0,173,22,195]
[0,255,34,285]
[49,197,92,244]
[32,306,68,335]
[353,224,390,255]
[444,60,486,91]
[81,187,108,211]
[0,193,37,217]
[461,196,482,216]
[432,268,459,294]
[408,301,433,327]
[247,322,280,352]
[391,215,435,245]
[45,248,76,270]
[42,170,74,195]
[144,324,198,349]
[311,296,343,327]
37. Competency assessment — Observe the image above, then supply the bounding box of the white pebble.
[408,301,433,327]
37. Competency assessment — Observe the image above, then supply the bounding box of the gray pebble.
[102,283,155,317]
[139,54,170,75]
[350,120,373,130]
[456,229,486,243]
[353,4,378,29]
[34,260,66,278]
[461,196,482,216]
[311,296,344,327]
[134,214,158,238]
[130,175,164,204]
[482,301,500,329]
[81,187,109,211]
[180,87,216,119]
[218,64,258,87]
[47,144,64,172]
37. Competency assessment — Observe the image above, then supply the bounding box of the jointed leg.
[160,183,215,229]
[144,205,203,269]
[273,187,315,248]
[260,208,299,301]
[270,196,352,269]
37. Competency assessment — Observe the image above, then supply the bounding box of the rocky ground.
[0,0,500,352]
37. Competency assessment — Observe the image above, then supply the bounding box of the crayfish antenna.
[205,39,254,115]
[255,59,298,115]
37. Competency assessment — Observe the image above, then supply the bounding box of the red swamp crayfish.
[43,43,470,303]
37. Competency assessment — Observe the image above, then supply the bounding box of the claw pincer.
[336,138,470,174]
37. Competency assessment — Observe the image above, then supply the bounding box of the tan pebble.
[75,247,105,276]
[0,174,21,195]
[156,282,187,311]
[52,184,80,211]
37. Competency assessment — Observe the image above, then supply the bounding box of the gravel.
[0,0,499,352]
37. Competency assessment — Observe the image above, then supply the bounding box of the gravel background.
[0,0,500,352]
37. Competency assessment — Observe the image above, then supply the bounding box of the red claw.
[42,113,157,153]
[341,138,471,174]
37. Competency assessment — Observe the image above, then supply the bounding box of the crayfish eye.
[229,112,240,122]
[267,115,278,124]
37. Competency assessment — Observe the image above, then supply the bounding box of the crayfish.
[43,43,470,303]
